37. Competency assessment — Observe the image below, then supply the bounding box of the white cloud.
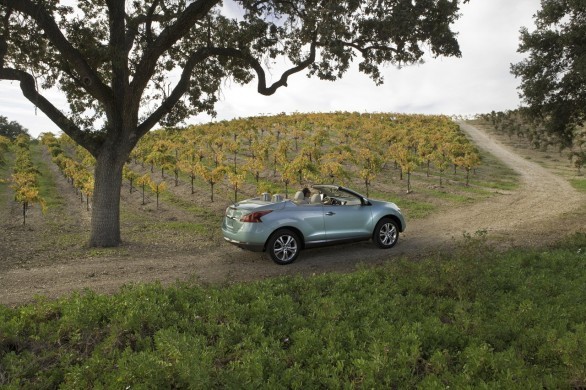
[194,0,540,122]
[0,0,541,137]
[0,83,65,135]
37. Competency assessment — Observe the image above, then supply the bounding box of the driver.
[323,196,339,205]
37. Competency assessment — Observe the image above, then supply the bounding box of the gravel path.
[401,121,585,251]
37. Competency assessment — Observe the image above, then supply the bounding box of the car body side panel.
[368,200,407,232]
[322,204,374,240]
[263,204,327,244]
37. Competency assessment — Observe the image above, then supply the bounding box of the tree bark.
[89,146,127,247]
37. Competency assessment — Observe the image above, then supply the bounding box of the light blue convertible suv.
[222,185,406,265]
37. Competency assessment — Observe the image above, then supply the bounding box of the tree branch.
[0,7,12,69]
[137,47,212,138]
[137,38,318,136]
[131,0,219,98]
[0,67,99,155]
[125,13,167,54]
[0,35,7,70]
[105,0,128,117]
[336,40,398,56]
[0,0,112,106]
[210,41,317,96]
[145,0,161,44]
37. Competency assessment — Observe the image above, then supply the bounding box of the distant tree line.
[0,115,29,140]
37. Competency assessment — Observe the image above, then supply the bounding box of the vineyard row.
[32,112,483,212]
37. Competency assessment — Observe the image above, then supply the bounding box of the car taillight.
[240,210,272,223]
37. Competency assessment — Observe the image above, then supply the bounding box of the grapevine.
[10,135,46,225]
[43,112,482,211]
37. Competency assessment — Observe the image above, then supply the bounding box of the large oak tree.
[1,0,469,247]
[511,0,586,147]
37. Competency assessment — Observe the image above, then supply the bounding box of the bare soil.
[1,122,585,306]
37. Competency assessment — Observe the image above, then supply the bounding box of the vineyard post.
[148,180,167,209]
[136,174,152,206]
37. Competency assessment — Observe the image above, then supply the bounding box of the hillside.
[0,119,584,306]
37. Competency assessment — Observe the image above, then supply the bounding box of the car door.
[322,204,373,241]
[292,204,327,244]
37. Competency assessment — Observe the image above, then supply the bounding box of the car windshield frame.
[311,185,370,205]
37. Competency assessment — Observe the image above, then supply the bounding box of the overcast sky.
[0,0,541,138]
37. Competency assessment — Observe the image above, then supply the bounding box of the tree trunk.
[89,148,126,247]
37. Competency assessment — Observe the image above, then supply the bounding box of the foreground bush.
[1,234,585,388]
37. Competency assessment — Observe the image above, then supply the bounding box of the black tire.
[266,229,301,265]
[373,218,399,249]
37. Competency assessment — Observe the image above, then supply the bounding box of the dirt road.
[402,122,585,251]
[1,123,584,306]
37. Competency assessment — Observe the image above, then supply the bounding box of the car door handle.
[325,212,336,216]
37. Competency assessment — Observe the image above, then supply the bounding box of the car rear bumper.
[223,236,264,252]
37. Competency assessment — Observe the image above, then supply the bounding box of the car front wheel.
[374,218,399,249]
[267,229,301,265]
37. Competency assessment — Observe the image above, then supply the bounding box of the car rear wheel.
[374,218,399,249]
[267,229,301,265]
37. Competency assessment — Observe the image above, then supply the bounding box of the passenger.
[302,187,311,199]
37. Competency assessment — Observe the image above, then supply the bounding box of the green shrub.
[1,234,585,388]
